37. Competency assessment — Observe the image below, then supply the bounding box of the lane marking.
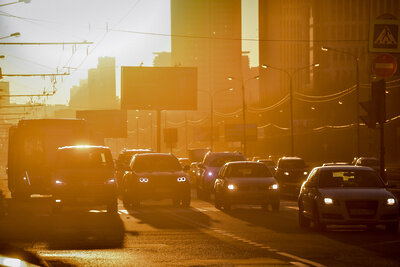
[163,208,326,267]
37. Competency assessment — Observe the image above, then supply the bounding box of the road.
[1,177,400,267]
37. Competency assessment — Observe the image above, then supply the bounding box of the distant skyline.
[0,0,258,105]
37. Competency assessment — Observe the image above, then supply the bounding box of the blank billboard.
[121,67,197,110]
[76,110,127,138]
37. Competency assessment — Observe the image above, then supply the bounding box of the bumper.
[128,183,190,200]
[52,185,117,206]
[223,190,279,205]
[318,203,399,225]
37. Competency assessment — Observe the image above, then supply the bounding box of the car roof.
[315,165,375,171]
[278,156,304,161]
[58,145,110,151]
[133,153,176,158]
[224,161,262,166]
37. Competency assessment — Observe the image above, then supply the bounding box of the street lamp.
[321,46,360,157]
[0,32,21,40]
[199,88,233,151]
[261,63,319,156]
[227,75,259,156]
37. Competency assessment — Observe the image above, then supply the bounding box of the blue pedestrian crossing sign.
[369,19,400,53]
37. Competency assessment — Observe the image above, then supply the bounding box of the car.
[115,148,152,194]
[298,165,399,232]
[214,161,279,211]
[52,145,118,213]
[196,151,246,200]
[274,157,309,196]
[189,162,201,186]
[178,157,191,171]
[257,159,276,175]
[121,153,191,208]
[354,157,381,172]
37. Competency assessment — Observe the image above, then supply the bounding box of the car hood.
[135,170,187,178]
[227,177,277,186]
[319,188,393,200]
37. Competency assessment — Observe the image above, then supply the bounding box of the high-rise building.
[0,81,10,107]
[171,0,242,111]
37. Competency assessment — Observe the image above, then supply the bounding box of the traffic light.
[359,79,386,129]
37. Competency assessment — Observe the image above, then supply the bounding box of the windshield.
[319,170,385,188]
[359,159,379,166]
[133,155,182,172]
[209,155,245,167]
[226,163,272,178]
[56,149,113,169]
[279,159,306,169]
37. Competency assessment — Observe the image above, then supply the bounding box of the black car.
[214,161,279,211]
[52,145,118,213]
[274,157,309,196]
[122,153,191,208]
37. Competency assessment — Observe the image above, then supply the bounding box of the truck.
[7,119,93,199]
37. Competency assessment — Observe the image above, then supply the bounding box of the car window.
[226,164,272,178]
[132,155,182,172]
[56,149,113,169]
[319,170,385,188]
[305,169,318,187]
[278,159,306,169]
[208,155,245,167]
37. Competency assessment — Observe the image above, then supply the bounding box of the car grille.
[237,185,269,191]
[345,200,378,219]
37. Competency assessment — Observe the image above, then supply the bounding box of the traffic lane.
[183,198,400,266]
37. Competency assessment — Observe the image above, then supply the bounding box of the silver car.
[298,165,398,232]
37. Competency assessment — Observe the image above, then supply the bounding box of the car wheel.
[385,222,398,233]
[298,204,310,228]
[214,191,222,210]
[196,187,204,200]
[271,201,280,212]
[223,200,231,211]
[313,205,326,231]
[181,194,191,208]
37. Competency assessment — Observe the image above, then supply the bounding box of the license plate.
[349,209,374,215]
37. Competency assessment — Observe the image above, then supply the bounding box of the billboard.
[121,67,197,110]
[76,110,127,138]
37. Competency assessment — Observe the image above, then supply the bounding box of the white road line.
[277,252,325,267]
[164,208,326,267]
[291,262,310,267]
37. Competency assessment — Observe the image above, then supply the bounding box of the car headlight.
[139,177,149,183]
[207,171,213,177]
[386,198,396,206]
[324,197,334,205]
[105,178,116,184]
[177,177,187,182]
[284,172,289,176]
[55,179,65,185]
[227,184,237,190]
[303,171,308,175]
[269,184,279,190]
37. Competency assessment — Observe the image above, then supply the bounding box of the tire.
[298,206,311,228]
[385,222,398,233]
[271,201,280,212]
[181,193,191,208]
[196,187,204,200]
[214,191,222,210]
[313,206,326,231]
[223,200,231,211]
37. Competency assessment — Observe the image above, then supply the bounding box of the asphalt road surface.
[1,178,400,266]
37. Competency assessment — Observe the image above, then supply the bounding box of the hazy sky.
[0,0,258,105]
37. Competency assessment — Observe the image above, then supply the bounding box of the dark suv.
[122,153,191,208]
[52,145,118,213]
[196,151,246,199]
[274,157,309,196]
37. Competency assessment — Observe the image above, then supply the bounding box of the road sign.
[372,53,398,78]
[369,19,400,53]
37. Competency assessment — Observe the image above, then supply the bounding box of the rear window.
[208,155,245,167]
[226,163,272,178]
[279,159,306,169]
[133,155,182,172]
[319,170,384,188]
[56,148,113,169]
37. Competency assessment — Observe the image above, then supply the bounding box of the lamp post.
[0,0,30,7]
[227,75,259,156]
[262,63,319,156]
[0,32,20,40]
[200,88,233,151]
[321,46,360,157]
